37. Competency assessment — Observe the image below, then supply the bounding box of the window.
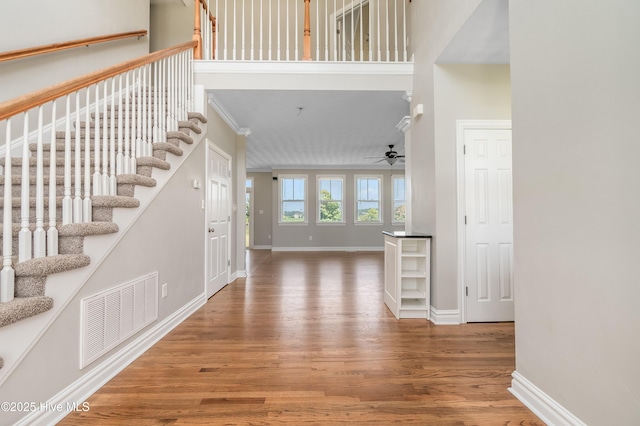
[392,175,406,223]
[355,176,382,223]
[279,175,307,223]
[317,176,344,223]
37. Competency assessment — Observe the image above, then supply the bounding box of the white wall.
[150,2,193,52]
[248,172,275,247]
[510,1,640,424]
[0,0,150,102]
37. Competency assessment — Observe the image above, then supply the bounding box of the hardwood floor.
[60,250,542,425]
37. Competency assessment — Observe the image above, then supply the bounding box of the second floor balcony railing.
[194,0,410,63]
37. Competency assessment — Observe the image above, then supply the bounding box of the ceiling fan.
[369,145,405,165]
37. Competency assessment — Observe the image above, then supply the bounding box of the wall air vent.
[80,272,158,369]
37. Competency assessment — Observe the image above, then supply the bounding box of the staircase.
[0,95,207,373]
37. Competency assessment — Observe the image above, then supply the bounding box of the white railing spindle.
[33,106,46,257]
[109,78,117,195]
[73,94,83,223]
[49,102,59,252]
[93,84,102,196]
[102,82,110,194]
[124,72,132,174]
[19,112,32,261]
[117,75,124,173]
[83,90,92,223]
[1,120,15,303]
[62,96,73,226]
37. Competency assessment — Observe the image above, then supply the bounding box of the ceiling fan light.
[386,157,398,165]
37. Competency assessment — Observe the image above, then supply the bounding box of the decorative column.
[193,0,203,60]
[303,0,312,60]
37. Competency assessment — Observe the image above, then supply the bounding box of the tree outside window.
[318,177,344,223]
[393,176,406,223]
[356,176,382,223]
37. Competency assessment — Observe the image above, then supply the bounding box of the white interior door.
[464,127,514,322]
[206,143,230,298]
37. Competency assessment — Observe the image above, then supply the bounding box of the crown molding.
[396,116,411,133]
[207,93,251,136]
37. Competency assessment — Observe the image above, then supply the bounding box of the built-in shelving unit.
[383,232,431,319]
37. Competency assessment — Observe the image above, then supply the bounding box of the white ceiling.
[210,89,410,171]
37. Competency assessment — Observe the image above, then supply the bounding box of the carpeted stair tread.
[58,222,119,237]
[91,195,140,208]
[117,174,157,187]
[14,254,90,277]
[0,296,54,328]
[0,195,64,208]
[0,175,65,186]
[188,112,208,123]
[179,120,201,134]
[166,131,193,145]
[136,157,170,170]
[0,157,89,168]
[153,142,183,157]
[0,222,118,237]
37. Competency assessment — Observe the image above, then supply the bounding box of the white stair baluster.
[48,102,59,253]
[136,68,143,159]
[93,83,102,196]
[141,67,148,157]
[147,64,153,156]
[109,78,117,195]
[19,111,32,261]
[73,94,83,223]
[102,81,110,193]
[1,119,15,302]
[62,95,73,226]
[153,63,160,143]
[117,74,124,175]
[83,90,92,223]
[33,105,47,257]
[124,72,132,175]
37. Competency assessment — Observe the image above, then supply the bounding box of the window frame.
[354,175,383,224]
[391,175,406,224]
[278,174,308,224]
[316,175,346,224]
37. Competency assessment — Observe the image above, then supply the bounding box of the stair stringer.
[0,121,207,387]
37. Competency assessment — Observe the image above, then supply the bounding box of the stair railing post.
[73,93,83,223]
[82,89,92,223]
[303,0,312,60]
[48,102,59,253]
[19,111,33,261]
[62,95,73,225]
[193,0,203,60]
[33,105,47,257]
[1,119,15,303]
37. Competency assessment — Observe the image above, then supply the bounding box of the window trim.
[278,174,308,225]
[354,175,383,224]
[316,175,346,224]
[391,175,406,224]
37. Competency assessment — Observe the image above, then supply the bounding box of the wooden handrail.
[0,30,148,64]
[0,41,196,121]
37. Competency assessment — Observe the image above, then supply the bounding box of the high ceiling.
[210,89,410,171]
[202,0,510,172]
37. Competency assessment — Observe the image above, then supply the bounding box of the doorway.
[245,178,254,248]
[206,141,231,299]
[332,0,370,61]
[457,120,513,322]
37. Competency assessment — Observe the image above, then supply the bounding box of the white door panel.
[465,128,514,322]
[207,144,230,298]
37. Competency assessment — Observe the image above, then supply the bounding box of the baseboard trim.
[429,307,461,325]
[509,371,586,426]
[272,246,384,252]
[16,294,206,426]
[251,245,272,250]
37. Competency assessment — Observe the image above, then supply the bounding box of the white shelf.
[384,235,431,320]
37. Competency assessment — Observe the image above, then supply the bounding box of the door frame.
[246,177,254,249]
[205,139,233,296]
[456,120,512,324]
